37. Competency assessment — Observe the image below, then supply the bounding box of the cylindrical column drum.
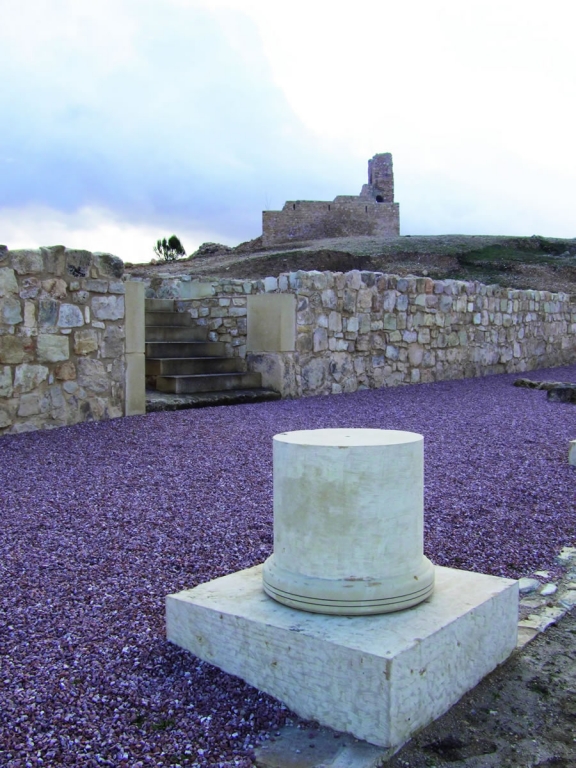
[262,428,434,615]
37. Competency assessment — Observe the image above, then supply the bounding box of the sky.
[1,0,575,263]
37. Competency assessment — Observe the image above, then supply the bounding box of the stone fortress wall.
[143,270,576,398]
[262,153,400,247]
[0,246,144,435]
[2,246,574,436]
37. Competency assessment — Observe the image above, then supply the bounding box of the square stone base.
[166,565,518,749]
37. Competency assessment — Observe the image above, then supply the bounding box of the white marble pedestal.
[166,564,518,749]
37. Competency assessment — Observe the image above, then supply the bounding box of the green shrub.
[153,235,186,262]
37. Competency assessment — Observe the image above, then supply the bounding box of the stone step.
[155,371,262,394]
[146,356,243,376]
[146,387,282,412]
[145,299,175,312]
[145,341,226,358]
[145,310,193,327]
[145,325,208,342]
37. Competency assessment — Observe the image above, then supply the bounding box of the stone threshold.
[145,387,281,412]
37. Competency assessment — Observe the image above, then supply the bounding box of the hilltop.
[125,234,576,294]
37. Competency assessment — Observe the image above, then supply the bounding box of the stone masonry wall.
[281,270,575,396]
[262,200,400,248]
[0,246,126,435]
[143,270,576,398]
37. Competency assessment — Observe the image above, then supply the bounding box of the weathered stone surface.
[11,249,44,274]
[20,278,41,299]
[0,297,23,325]
[73,329,99,356]
[37,334,69,363]
[0,335,33,364]
[92,295,124,320]
[55,360,76,380]
[65,250,92,278]
[41,278,67,299]
[17,392,44,417]
[0,366,13,397]
[84,279,108,293]
[58,304,84,328]
[77,357,109,393]
[93,252,124,279]
[547,386,576,403]
[38,299,59,327]
[0,268,18,296]
[14,363,48,392]
[0,408,12,428]
[301,357,327,391]
[101,329,123,359]
[23,301,36,329]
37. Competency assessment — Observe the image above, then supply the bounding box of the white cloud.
[0,205,227,263]
[0,0,575,248]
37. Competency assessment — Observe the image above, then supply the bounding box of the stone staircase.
[145,299,280,410]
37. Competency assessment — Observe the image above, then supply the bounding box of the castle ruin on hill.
[262,153,400,247]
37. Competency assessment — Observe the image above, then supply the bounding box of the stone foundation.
[167,564,518,750]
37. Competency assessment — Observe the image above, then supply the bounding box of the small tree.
[153,235,186,262]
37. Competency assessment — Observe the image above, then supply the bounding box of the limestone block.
[84,279,108,293]
[65,250,92,279]
[92,252,124,279]
[17,392,45,417]
[167,564,518,750]
[37,334,69,363]
[0,267,18,296]
[77,358,109,393]
[0,408,12,428]
[58,304,84,328]
[74,329,99,356]
[247,353,298,397]
[55,361,76,381]
[14,363,49,392]
[101,335,124,359]
[300,357,328,392]
[328,311,342,332]
[0,336,33,365]
[11,249,44,274]
[247,294,296,353]
[313,328,328,352]
[42,278,68,299]
[23,301,36,329]
[0,365,12,398]
[19,277,41,299]
[0,297,23,325]
[92,295,124,320]
[72,291,89,304]
[125,353,145,416]
[38,299,59,327]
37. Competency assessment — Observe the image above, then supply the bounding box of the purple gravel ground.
[1,366,575,767]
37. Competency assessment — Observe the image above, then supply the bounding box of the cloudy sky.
[1,0,574,262]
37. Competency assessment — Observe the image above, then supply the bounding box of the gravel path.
[1,366,575,767]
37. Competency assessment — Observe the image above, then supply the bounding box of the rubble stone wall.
[0,246,126,435]
[141,270,576,398]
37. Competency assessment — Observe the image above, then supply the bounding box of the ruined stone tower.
[262,153,399,247]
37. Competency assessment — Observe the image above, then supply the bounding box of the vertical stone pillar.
[124,281,146,416]
[263,428,434,615]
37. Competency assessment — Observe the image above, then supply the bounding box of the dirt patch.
[386,607,576,768]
